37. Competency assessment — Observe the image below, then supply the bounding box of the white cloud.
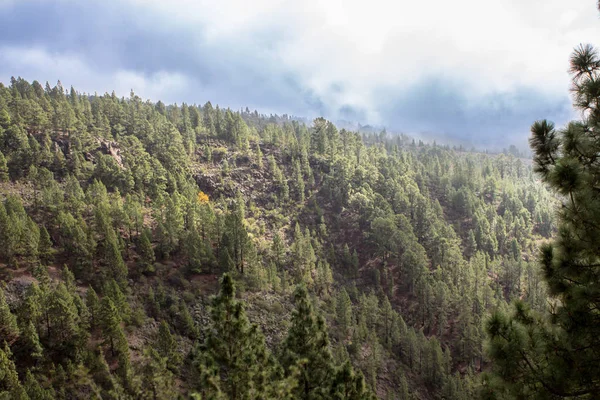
[0,46,191,103]
[1,0,596,144]
[122,0,599,124]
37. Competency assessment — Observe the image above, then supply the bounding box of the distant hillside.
[0,77,554,399]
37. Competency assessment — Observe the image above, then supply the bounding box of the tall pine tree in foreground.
[195,273,296,400]
[484,3,600,398]
[280,284,336,399]
[281,284,374,399]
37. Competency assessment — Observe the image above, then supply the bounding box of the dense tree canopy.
[0,74,558,399]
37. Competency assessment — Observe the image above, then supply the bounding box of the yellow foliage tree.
[197,191,209,204]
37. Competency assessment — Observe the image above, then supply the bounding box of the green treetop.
[484,6,600,398]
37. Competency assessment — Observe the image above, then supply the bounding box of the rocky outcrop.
[97,138,124,168]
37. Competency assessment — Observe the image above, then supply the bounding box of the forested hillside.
[0,77,556,399]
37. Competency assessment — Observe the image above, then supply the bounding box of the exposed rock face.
[195,174,218,196]
[98,139,124,168]
[54,137,70,156]
[30,129,126,169]
[4,276,35,307]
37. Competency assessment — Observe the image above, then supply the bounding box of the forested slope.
[0,78,555,399]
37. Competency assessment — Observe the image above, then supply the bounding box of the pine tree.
[99,297,123,356]
[61,265,77,293]
[485,15,600,398]
[45,283,81,356]
[103,278,131,323]
[425,337,444,388]
[103,228,128,287]
[336,288,352,339]
[156,320,181,372]
[329,361,375,400]
[364,330,383,390]
[19,320,43,361]
[351,249,359,278]
[381,295,393,349]
[197,273,290,399]
[137,228,155,275]
[86,349,120,397]
[38,225,53,265]
[271,231,286,269]
[21,216,40,261]
[0,203,17,266]
[0,343,27,399]
[397,371,410,400]
[184,229,204,274]
[222,211,250,274]
[116,337,133,391]
[18,282,42,331]
[24,369,54,400]
[256,143,263,168]
[218,243,236,272]
[139,348,175,400]
[466,229,477,259]
[280,284,336,399]
[86,286,100,330]
[0,287,19,344]
[176,299,199,339]
[0,151,8,182]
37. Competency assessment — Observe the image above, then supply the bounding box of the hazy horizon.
[1,0,595,149]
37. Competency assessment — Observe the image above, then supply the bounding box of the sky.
[0,0,598,149]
